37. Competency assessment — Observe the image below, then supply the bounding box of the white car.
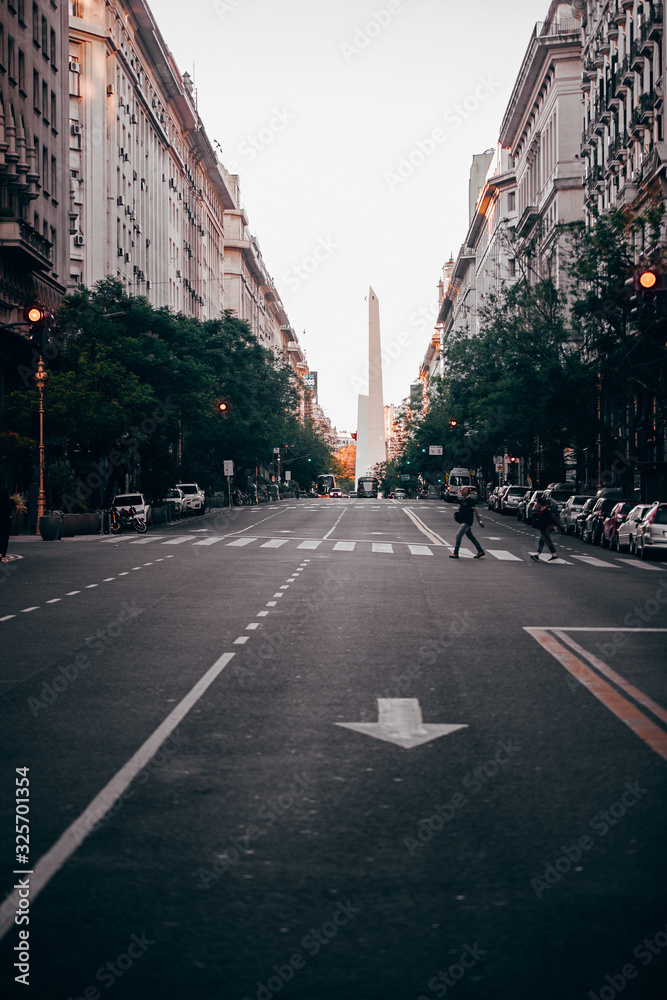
[112,492,152,525]
[165,487,186,517]
[393,489,407,499]
[635,502,667,560]
[174,483,205,516]
[615,503,652,553]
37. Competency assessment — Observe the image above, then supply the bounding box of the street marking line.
[408,545,433,556]
[552,629,667,727]
[233,636,249,644]
[129,537,166,544]
[103,578,115,582]
[297,540,321,550]
[0,650,236,943]
[192,536,226,546]
[66,590,81,595]
[226,537,257,547]
[45,598,61,604]
[486,550,523,561]
[571,555,620,568]
[266,601,277,607]
[615,558,666,572]
[257,611,269,617]
[246,623,259,630]
[117,572,129,576]
[0,614,16,621]
[323,507,348,541]
[333,541,355,551]
[20,607,38,613]
[525,628,667,763]
[99,536,134,543]
[260,539,289,548]
[372,543,394,553]
[85,584,98,589]
[402,507,446,545]
[163,536,197,545]
[272,593,284,598]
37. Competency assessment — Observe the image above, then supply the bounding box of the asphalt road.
[0,498,666,1000]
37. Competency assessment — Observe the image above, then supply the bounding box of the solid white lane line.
[402,507,446,546]
[0,650,236,943]
[322,507,348,541]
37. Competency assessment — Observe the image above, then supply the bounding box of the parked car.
[583,496,631,545]
[635,502,667,560]
[112,492,152,526]
[574,497,598,538]
[524,491,544,526]
[541,487,575,517]
[601,501,636,549]
[393,489,407,499]
[562,495,597,535]
[516,489,537,522]
[175,482,205,516]
[615,503,653,553]
[164,487,186,517]
[500,486,530,515]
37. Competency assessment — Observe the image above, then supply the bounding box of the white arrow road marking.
[336,698,468,749]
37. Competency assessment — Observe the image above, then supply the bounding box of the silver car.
[615,504,652,553]
[635,502,667,560]
[562,495,597,535]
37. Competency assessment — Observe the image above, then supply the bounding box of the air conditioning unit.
[74,234,84,246]
[117,195,124,206]
[117,247,124,256]
[70,123,82,135]
[137,270,145,281]
[133,264,139,274]
[118,98,124,109]
[118,147,124,159]
[130,114,137,124]
[69,59,80,73]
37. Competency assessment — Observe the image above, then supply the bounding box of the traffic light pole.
[35,357,47,518]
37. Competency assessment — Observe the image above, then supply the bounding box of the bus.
[357,476,379,498]
[316,474,336,497]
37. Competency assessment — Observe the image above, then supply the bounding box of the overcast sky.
[153,0,549,432]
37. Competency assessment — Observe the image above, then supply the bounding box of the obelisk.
[355,288,385,481]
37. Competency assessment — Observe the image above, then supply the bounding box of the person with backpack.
[449,486,485,559]
[530,495,561,561]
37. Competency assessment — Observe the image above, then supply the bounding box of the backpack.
[454,510,463,524]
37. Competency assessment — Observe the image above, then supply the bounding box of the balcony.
[630,38,644,71]
[639,91,657,122]
[647,3,663,41]
[0,217,52,269]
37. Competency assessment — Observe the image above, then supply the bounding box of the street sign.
[335,699,468,749]
[223,460,234,476]
[429,445,443,455]
[401,475,410,481]
[273,447,280,454]
[285,470,291,481]
[497,464,503,471]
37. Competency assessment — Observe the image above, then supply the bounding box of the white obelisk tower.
[355,287,385,481]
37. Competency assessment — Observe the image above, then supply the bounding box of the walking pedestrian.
[0,488,16,562]
[449,486,485,559]
[530,495,561,561]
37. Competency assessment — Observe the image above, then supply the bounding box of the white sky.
[153,0,548,432]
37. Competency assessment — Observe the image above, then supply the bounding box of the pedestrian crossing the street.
[95,532,665,568]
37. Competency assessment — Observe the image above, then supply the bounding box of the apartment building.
[0,0,69,395]
[578,0,665,214]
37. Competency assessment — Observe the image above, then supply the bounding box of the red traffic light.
[26,306,44,324]
[448,419,458,428]
[639,270,658,290]
[217,400,229,412]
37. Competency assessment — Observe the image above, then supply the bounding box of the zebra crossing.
[94,532,654,566]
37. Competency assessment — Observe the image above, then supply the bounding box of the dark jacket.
[458,496,477,525]
[534,504,558,530]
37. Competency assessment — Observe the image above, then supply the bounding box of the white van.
[445,468,472,503]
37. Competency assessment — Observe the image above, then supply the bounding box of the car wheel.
[600,533,608,549]
[612,534,619,552]
[639,539,650,561]
[629,537,635,555]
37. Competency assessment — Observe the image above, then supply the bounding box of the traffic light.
[625,268,667,320]
[216,399,231,414]
[23,303,52,354]
[448,419,458,429]
[508,456,517,464]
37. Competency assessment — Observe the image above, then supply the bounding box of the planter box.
[38,514,64,541]
[152,506,166,524]
[61,514,80,537]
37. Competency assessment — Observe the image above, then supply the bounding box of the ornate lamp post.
[34,358,48,517]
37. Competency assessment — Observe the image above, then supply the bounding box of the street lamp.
[34,358,48,518]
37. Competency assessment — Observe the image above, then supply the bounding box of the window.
[50,89,55,128]
[32,3,38,46]
[33,210,39,230]
[17,46,24,93]
[42,144,48,193]
[0,25,4,70]
[50,153,56,196]
[32,67,38,109]
[508,191,516,212]
[41,14,46,53]
[50,225,56,269]
[49,26,55,66]
[41,78,47,120]
[508,258,516,277]
[8,35,15,82]
[17,0,25,25]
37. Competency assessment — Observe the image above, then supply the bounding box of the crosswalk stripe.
[615,558,666,572]
[486,550,523,561]
[227,537,257,547]
[162,536,194,545]
[408,545,433,556]
[99,535,134,543]
[297,540,322,549]
[260,539,289,548]
[572,555,620,568]
[333,541,356,551]
[193,536,226,546]
[129,536,167,544]
[372,543,393,553]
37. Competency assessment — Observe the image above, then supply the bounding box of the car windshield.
[617,504,634,515]
[178,484,197,493]
[572,496,594,505]
[507,487,525,495]
[550,491,573,503]
[653,506,667,525]
[113,495,142,506]
[166,490,181,498]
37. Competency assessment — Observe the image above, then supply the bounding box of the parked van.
[444,468,472,502]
